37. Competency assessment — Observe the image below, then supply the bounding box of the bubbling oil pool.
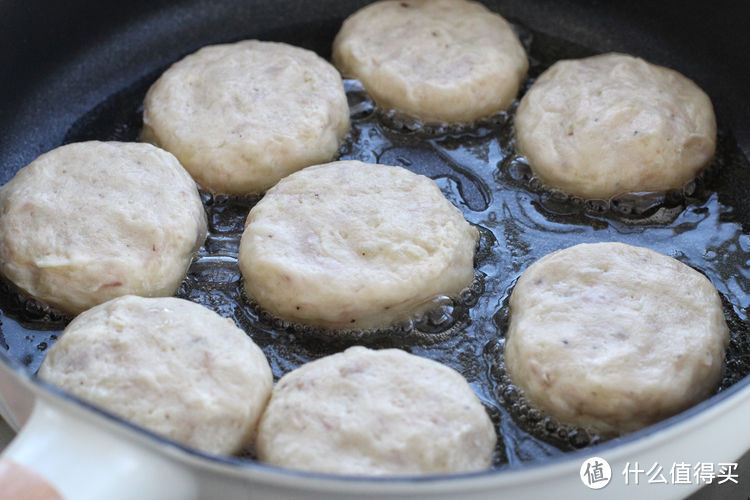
[0,25,749,470]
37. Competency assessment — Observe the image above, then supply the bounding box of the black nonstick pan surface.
[0,0,749,492]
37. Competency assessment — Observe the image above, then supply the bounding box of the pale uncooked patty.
[142,40,350,194]
[238,160,478,330]
[38,295,273,455]
[333,0,528,124]
[514,53,717,199]
[504,242,728,437]
[256,346,496,475]
[0,141,207,315]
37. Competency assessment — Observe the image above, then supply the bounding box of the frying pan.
[1,0,749,498]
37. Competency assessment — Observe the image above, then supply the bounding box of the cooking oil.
[1,23,748,469]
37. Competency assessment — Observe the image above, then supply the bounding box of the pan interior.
[0,0,749,472]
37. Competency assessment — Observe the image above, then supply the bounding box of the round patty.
[142,40,350,194]
[256,346,496,475]
[0,141,206,315]
[514,53,716,199]
[238,160,478,330]
[38,295,273,455]
[333,0,528,124]
[504,242,729,436]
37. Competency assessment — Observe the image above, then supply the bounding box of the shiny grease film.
[1,23,749,469]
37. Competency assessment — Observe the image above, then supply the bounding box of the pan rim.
[2,346,749,486]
